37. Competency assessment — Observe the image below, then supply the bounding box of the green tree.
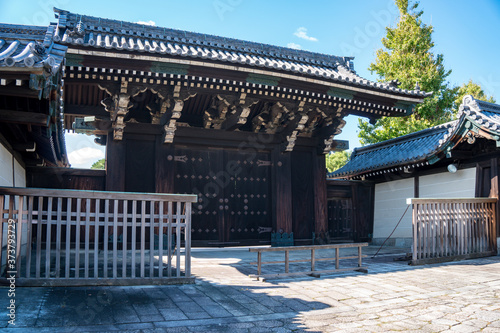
[452,80,496,115]
[91,158,105,169]
[358,0,456,145]
[326,151,351,173]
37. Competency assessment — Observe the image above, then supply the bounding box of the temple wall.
[0,143,25,187]
[372,167,476,247]
[0,142,27,252]
[373,178,414,244]
[419,167,476,198]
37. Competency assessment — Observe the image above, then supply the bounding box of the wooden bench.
[249,243,368,280]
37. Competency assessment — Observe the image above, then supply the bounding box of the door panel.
[327,199,353,240]
[173,147,271,245]
[174,148,223,242]
[224,150,271,243]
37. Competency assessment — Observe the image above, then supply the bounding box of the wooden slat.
[103,199,109,278]
[65,198,71,278]
[122,200,128,278]
[149,200,154,278]
[131,200,137,278]
[407,198,497,204]
[26,196,34,278]
[158,201,164,278]
[249,243,369,279]
[0,187,196,285]
[54,197,62,278]
[311,249,315,271]
[409,198,496,265]
[35,197,42,278]
[45,197,52,278]
[185,202,191,278]
[15,195,24,278]
[140,200,146,278]
[0,187,197,202]
[167,201,172,278]
[84,199,90,279]
[285,250,289,273]
[176,202,181,278]
[358,246,362,267]
[75,198,81,278]
[94,199,100,278]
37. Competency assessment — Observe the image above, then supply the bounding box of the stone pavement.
[1,246,499,332]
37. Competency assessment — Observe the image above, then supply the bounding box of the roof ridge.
[53,7,349,69]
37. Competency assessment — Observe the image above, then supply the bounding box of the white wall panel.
[373,178,414,239]
[0,144,14,186]
[419,167,476,198]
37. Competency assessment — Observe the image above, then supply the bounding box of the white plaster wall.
[0,143,27,255]
[373,167,477,240]
[419,167,476,198]
[0,144,14,186]
[373,178,414,239]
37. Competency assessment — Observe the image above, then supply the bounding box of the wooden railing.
[249,243,368,280]
[0,187,196,286]
[407,198,497,265]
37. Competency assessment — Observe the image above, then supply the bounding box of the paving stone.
[159,308,189,321]
[4,247,500,332]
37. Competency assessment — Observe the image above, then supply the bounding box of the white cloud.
[136,20,156,26]
[293,27,318,42]
[287,42,302,50]
[68,147,105,168]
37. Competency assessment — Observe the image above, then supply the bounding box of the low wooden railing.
[0,187,196,286]
[249,243,368,280]
[407,198,497,265]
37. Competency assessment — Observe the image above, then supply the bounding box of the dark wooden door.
[224,150,271,244]
[125,139,156,193]
[173,147,272,245]
[327,199,353,240]
[174,147,223,243]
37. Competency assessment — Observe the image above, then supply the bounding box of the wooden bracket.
[220,93,258,131]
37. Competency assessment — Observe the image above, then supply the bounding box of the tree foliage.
[326,151,351,173]
[91,158,105,169]
[359,0,456,145]
[452,80,496,115]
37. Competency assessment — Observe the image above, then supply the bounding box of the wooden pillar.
[414,175,420,198]
[272,148,292,233]
[105,134,126,192]
[312,153,328,239]
[155,137,175,194]
[490,157,500,237]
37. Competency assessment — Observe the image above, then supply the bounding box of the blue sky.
[2,0,499,167]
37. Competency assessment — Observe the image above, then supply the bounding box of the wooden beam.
[0,109,50,127]
[64,104,109,117]
[12,142,36,152]
[448,150,474,159]
[0,85,40,98]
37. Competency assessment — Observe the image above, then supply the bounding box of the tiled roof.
[53,8,429,98]
[329,95,500,179]
[0,23,67,73]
